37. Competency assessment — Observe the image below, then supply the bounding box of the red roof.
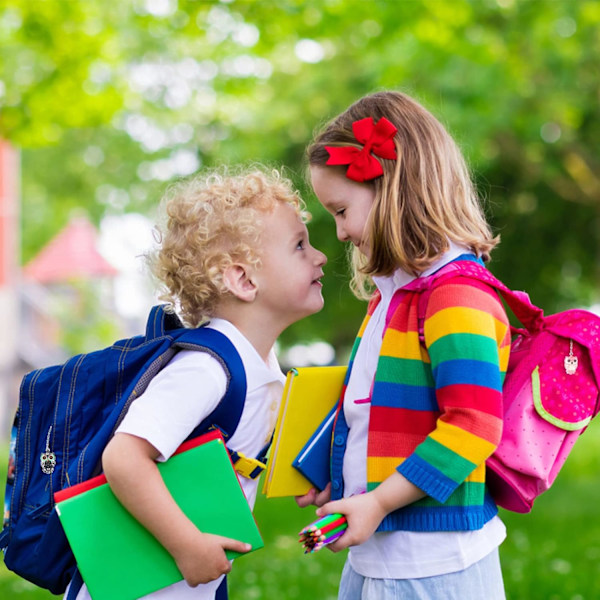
[24,216,118,283]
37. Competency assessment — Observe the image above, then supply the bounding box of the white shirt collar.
[205,318,286,389]
[373,241,472,297]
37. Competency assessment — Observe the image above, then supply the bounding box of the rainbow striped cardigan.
[330,258,511,531]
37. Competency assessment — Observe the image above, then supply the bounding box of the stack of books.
[55,430,263,600]
[262,365,346,498]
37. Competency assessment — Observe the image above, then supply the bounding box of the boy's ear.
[222,263,258,302]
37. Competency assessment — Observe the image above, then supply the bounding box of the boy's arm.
[102,432,251,587]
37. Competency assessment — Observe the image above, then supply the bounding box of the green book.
[54,430,263,600]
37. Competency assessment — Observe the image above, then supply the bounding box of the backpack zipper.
[40,426,56,475]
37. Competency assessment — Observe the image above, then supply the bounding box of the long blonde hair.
[307,91,498,299]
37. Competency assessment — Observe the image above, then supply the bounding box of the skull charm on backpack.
[40,427,56,475]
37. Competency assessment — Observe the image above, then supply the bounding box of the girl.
[301,91,510,599]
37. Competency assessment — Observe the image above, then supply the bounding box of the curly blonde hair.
[149,167,308,327]
[307,91,499,300]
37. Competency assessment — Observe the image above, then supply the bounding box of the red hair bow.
[325,117,397,182]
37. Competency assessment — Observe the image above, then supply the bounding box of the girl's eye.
[297,239,305,250]
[335,208,346,217]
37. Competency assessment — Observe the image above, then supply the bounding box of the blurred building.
[0,141,122,439]
[20,214,119,369]
[23,215,118,284]
[0,141,21,438]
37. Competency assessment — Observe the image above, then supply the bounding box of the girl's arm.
[395,281,509,503]
[315,472,425,551]
[321,282,509,551]
[102,432,251,586]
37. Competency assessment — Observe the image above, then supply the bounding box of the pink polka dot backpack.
[415,257,600,513]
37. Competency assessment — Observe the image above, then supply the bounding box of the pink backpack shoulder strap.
[402,258,545,343]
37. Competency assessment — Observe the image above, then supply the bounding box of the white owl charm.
[564,340,578,375]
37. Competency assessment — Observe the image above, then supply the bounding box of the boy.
[67,168,327,600]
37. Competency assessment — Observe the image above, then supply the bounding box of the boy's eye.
[335,208,346,217]
[297,239,305,250]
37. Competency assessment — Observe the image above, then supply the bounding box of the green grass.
[3,420,600,599]
[498,418,600,600]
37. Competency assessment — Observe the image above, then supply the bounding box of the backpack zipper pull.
[40,426,57,475]
[564,339,578,375]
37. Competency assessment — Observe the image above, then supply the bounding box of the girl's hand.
[295,482,331,508]
[173,531,251,587]
[315,492,387,552]
[314,472,426,552]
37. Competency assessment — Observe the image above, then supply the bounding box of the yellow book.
[262,365,346,498]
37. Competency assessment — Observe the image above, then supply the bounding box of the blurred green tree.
[1,0,598,355]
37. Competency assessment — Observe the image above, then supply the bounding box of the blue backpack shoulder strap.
[176,326,269,480]
[146,304,186,339]
[174,326,247,442]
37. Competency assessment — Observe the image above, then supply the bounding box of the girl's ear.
[222,263,258,302]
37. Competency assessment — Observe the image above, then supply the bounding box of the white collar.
[373,241,472,296]
[205,318,286,389]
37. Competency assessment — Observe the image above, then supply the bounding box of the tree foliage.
[1,0,598,354]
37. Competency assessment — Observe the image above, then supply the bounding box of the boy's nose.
[315,248,327,266]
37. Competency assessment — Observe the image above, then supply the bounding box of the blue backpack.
[0,305,250,596]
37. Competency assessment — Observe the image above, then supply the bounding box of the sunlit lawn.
[2,419,600,599]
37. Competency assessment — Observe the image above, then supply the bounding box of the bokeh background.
[0,0,599,598]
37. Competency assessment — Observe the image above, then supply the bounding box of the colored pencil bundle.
[298,513,348,553]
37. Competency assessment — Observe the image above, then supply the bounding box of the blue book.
[292,403,337,491]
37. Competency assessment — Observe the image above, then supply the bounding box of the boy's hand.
[103,433,255,586]
[173,531,251,587]
[295,482,331,508]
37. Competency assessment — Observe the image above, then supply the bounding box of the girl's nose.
[336,222,348,242]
